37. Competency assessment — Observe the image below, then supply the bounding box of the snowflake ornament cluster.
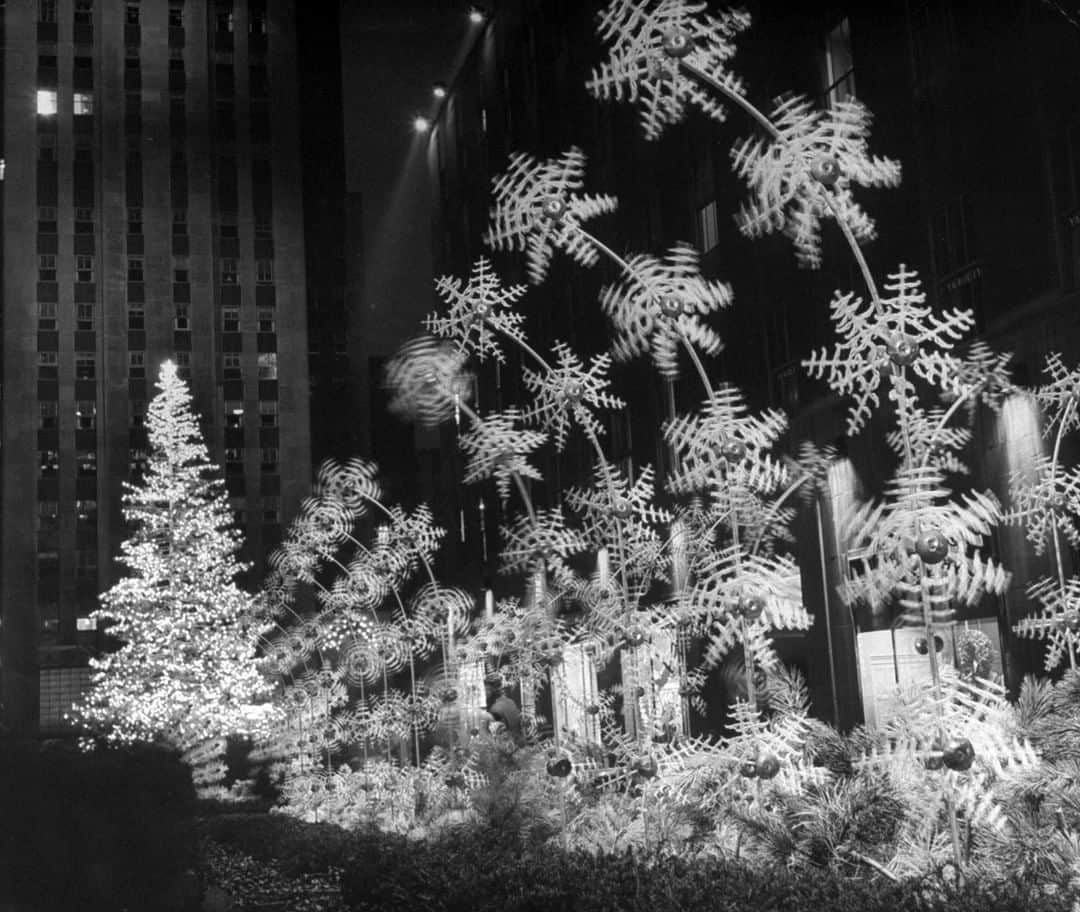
[599,243,732,378]
[425,258,528,363]
[732,95,901,267]
[587,0,751,141]
[803,265,975,435]
[521,341,626,450]
[482,147,617,285]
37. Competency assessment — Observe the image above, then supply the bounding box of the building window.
[175,352,191,380]
[219,222,239,239]
[130,447,149,478]
[126,2,140,25]
[130,401,146,429]
[76,302,94,331]
[257,307,275,332]
[76,499,97,526]
[696,200,719,253]
[220,258,238,285]
[250,10,267,36]
[174,266,190,284]
[222,307,240,332]
[128,303,145,330]
[225,401,243,428]
[175,303,190,330]
[76,550,97,580]
[260,448,279,472]
[36,90,58,117]
[74,208,94,234]
[39,0,57,23]
[168,6,183,28]
[39,450,59,477]
[76,400,96,430]
[223,353,242,380]
[38,135,57,161]
[75,352,96,380]
[257,353,277,380]
[263,496,280,524]
[77,450,97,476]
[173,209,188,235]
[255,259,274,284]
[39,401,59,429]
[38,254,56,281]
[74,0,93,25]
[128,351,145,379]
[128,257,144,282]
[255,217,273,240]
[38,206,58,232]
[38,300,57,330]
[37,500,60,531]
[128,207,142,234]
[823,17,856,108]
[225,448,244,474]
[259,400,278,427]
[74,92,94,116]
[38,352,59,380]
[75,255,94,284]
[216,10,234,32]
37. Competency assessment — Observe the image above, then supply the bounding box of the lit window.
[259,400,278,427]
[225,401,243,428]
[255,259,274,284]
[257,307,275,332]
[222,307,240,332]
[38,255,56,281]
[175,303,190,330]
[221,258,238,285]
[823,18,855,108]
[75,352,96,380]
[39,450,60,477]
[128,303,145,330]
[216,10,233,32]
[38,401,59,429]
[74,0,93,25]
[38,300,57,330]
[38,352,59,379]
[76,499,97,525]
[76,400,96,430]
[76,302,94,331]
[77,450,97,476]
[74,93,94,116]
[260,448,279,472]
[128,257,144,282]
[128,351,145,379]
[257,353,277,380]
[223,353,242,380]
[37,90,58,116]
[76,255,94,283]
[175,352,191,380]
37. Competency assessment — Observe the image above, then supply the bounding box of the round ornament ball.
[546,756,573,778]
[942,738,975,772]
[625,625,648,647]
[916,532,949,564]
[739,596,767,621]
[739,759,758,779]
[809,154,841,187]
[586,703,601,716]
[887,335,919,367]
[611,498,634,519]
[541,197,567,223]
[914,635,944,656]
[660,296,683,318]
[439,687,458,704]
[1063,610,1080,633]
[564,380,585,403]
[661,27,694,58]
[923,746,944,771]
[720,439,747,462]
[755,752,781,780]
[633,755,659,779]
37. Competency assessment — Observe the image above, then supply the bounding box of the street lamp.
[413,115,431,134]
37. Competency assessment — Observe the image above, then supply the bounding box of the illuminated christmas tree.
[72,360,277,749]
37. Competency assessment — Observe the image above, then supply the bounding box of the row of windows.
[37,90,93,117]
[38,401,96,430]
[38,351,278,381]
[38,301,278,334]
[41,399,278,431]
[40,447,285,480]
[225,447,280,472]
[36,550,98,577]
[37,500,97,526]
[39,449,96,477]
[37,256,274,285]
[40,0,268,34]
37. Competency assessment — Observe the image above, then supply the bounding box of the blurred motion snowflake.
[384,336,472,428]
[458,408,547,504]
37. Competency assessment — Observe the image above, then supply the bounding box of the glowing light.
[468,5,485,24]
[413,115,431,134]
[37,90,57,116]
[433,82,448,100]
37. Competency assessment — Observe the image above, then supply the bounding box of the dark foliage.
[0,735,199,911]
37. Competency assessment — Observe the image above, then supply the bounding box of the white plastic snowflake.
[1037,352,1080,437]
[499,507,587,576]
[939,340,1015,419]
[732,95,901,267]
[521,341,626,450]
[482,147,618,284]
[314,457,382,518]
[1014,576,1080,671]
[1003,455,1080,556]
[599,243,731,378]
[458,408,546,504]
[803,265,975,435]
[884,405,972,476]
[425,258,528,363]
[587,0,751,141]
[384,336,472,428]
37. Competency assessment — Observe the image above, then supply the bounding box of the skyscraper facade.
[1,0,312,735]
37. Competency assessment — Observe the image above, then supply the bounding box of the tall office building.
[0,0,312,736]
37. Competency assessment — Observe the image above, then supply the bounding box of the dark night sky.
[340,1,470,357]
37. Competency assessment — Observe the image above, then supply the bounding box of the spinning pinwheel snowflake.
[315,457,381,517]
[1014,577,1080,671]
[425,258,528,363]
[587,0,751,141]
[482,147,618,284]
[599,243,731,378]
[940,340,1015,419]
[499,507,587,577]
[458,408,546,504]
[1003,454,1080,557]
[732,95,901,267]
[803,265,975,435]
[884,405,972,476]
[1036,352,1080,437]
[521,341,626,450]
[384,336,472,428]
